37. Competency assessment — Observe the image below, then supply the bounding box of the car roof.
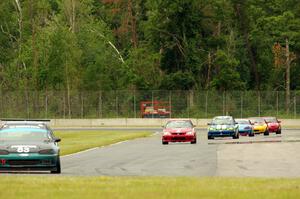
[0,120,50,130]
[236,119,250,121]
[212,116,233,119]
[167,119,192,121]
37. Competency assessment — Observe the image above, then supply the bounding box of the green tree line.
[0,0,299,93]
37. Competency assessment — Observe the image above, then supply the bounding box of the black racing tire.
[208,136,214,140]
[233,132,239,139]
[264,129,269,136]
[162,141,168,145]
[191,139,197,144]
[51,158,61,174]
[276,129,281,134]
[249,132,255,137]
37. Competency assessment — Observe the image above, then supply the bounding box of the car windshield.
[0,128,50,141]
[264,118,277,123]
[166,121,192,128]
[236,119,250,124]
[211,118,234,125]
[249,118,265,124]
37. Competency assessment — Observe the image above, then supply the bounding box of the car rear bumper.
[162,135,196,142]
[208,130,235,137]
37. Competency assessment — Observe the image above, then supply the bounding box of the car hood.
[267,122,279,127]
[0,140,56,153]
[209,124,235,130]
[164,128,193,133]
[238,124,252,129]
[253,123,266,127]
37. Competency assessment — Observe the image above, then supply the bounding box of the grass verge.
[54,131,152,156]
[0,176,299,199]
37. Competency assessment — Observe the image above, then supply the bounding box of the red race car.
[162,119,197,145]
[263,117,282,134]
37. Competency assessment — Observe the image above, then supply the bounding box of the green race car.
[0,121,61,173]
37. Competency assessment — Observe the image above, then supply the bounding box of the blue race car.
[207,116,239,139]
[236,119,254,137]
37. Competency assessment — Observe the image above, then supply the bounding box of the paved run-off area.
[61,129,300,177]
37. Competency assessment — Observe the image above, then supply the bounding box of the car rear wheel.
[249,132,254,137]
[264,129,269,136]
[51,158,61,174]
[162,141,168,145]
[276,129,281,134]
[191,139,197,144]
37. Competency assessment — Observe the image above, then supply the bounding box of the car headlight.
[0,150,9,155]
[39,149,55,154]
[186,131,194,135]
[163,132,171,136]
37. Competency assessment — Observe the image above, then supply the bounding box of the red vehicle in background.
[263,117,282,134]
[140,101,171,118]
[162,119,197,145]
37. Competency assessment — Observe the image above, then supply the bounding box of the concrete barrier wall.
[49,118,300,128]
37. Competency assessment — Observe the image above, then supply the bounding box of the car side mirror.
[54,138,61,142]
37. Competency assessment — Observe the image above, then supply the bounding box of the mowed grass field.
[0,176,299,199]
[54,131,152,155]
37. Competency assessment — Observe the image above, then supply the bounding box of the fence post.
[258,91,261,116]
[187,90,190,118]
[26,90,30,118]
[240,91,243,118]
[294,94,297,119]
[81,92,84,118]
[151,91,154,118]
[133,90,136,118]
[63,92,66,119]
[276,91,279,116]
[222,91,225,115]
[116,91,118,118]
[98,91,102,118]
[205,91,208,118]
[45,91,48,118]
[169,91,172,118]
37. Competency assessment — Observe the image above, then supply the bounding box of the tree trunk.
[285,38,290,114]
[127,0,138,48]
[234,2,260,90]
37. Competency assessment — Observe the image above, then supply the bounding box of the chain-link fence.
[0,90,299,119]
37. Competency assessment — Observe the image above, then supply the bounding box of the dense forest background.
[0,0,300,92]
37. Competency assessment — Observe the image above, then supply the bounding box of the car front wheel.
[51,158,61,174]
[233,132,239,139]
[276,129,281,134]
[162,141,168,145]
[264,129,269,136]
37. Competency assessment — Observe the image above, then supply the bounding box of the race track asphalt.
[61,129,300,177]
